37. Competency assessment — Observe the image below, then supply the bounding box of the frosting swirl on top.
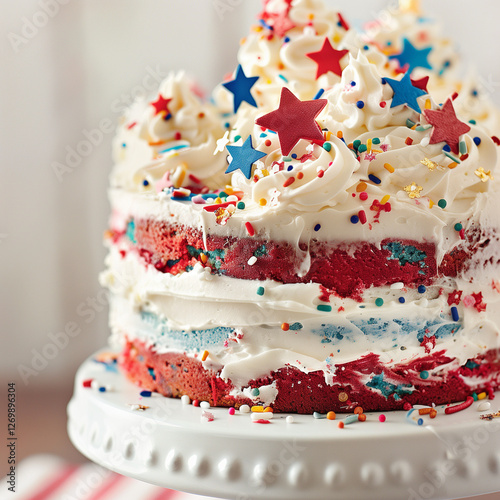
[323,53,412,142]
[112,72,227,191]
[363,2,459,85]
[231,135,358,212]
[229,50,496,219]
[213,0,385,112]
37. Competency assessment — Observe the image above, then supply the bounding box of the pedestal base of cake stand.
[68,351,500,500]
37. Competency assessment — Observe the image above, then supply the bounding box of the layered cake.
[101,0,500,413]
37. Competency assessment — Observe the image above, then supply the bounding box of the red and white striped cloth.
[0,455,221,500]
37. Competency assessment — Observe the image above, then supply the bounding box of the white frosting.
[112,72,227,192]
[363,1,460,90]
[363,2,500,138]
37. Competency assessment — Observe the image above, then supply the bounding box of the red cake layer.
[111,218,492,300]
[120,338,500,414]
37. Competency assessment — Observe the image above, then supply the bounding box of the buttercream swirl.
[323,52,413,142]
[363,2,460,87]
[112,72,227,191]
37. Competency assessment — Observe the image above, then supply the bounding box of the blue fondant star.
[225,136,267,179]
[389,38,433,74]
[384,72,426,113]
[222,65,259,113]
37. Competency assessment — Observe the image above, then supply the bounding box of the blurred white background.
[2,0,500,390]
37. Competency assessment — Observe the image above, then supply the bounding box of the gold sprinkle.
[448,162,458,169]
[421,158,438,171]
[338,392,348,402]
[201,350,209,362]
[356,182,368,192]
[261,169,269,177]
[424,99,432,110]
[404,182,423,199]
[200,253,208,264]
[367,139,372,152]
[259,198,267,206]
[333,33,341,44]
[384,163,395,173]
[475,167,494,182]
[308,12,315,20]
[429,199,435,208]
[381,195,391,205]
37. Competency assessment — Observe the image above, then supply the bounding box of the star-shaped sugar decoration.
[411,76,430,93]
[150,95,173,117]
[384,72,426,113]
[423,99,471,154]
[255,87,327,156]
[475,167,494,182]
[264,11,295,38]
[225,136,267,179]
[306,38,349,79]
[389,38,432,74]
[222,65,259,113]
[214,131,230,155]
[404,182,423,199]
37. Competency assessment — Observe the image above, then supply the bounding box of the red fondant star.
[471,292,487,313]
[150,95,173,117]
[306,38,349,79]
[255,87,327,156]
[411,76,430,93]
[423,99,471,154]
[265,11,295,38]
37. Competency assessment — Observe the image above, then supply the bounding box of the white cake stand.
[68,351,500,500]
